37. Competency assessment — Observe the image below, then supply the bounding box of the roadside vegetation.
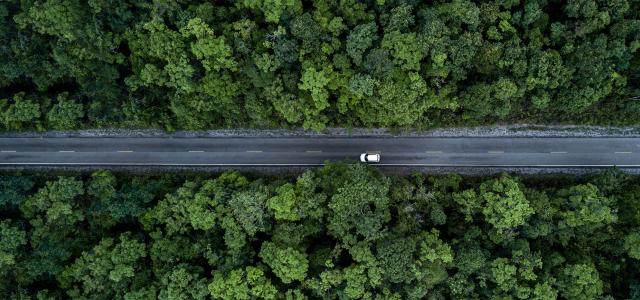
[1,0,639,131]
[1,164,639,299]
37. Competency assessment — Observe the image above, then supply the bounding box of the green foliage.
[46,93,83,130]
[556,183,617,229]
[0,221,27,271]
[93,174,165,225]
[1,167,640,298]
[209,267,277,300]
[381,31,424,71]
[267,183,300,221]
[157,265,209,300]
[453,189,481,222]
[625,231,640,260]
[242,0,302,23]
[16,0,83,41]
[1,93,41,130]
[87,170,117,202]
[182,18,236,73]
[298,67,332,130]
[347,22,378,66]
[14,177,86,285]
[259,242,309,284]
[141,180,220,235]
[489,249,544,298]
[229,185,272,236]
[1,0,638,130]
[355,71,440,127]
[0,175,34,208]
[480,175,534,233]
[20,176,84,235]
[327,164,390,245]
[59,233,147,299]
[559,263,604,299]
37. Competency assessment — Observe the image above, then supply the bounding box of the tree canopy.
[1,165,639,298]
[0,0,638,131]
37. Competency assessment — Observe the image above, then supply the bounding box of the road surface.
[1,137,640,167]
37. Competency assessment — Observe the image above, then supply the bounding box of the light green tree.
[140,181,222,235]
[298,67,331,111]
[241,0,302,23]
[1,93,41,130]
[47,93,83,130]
[480,175,534,233]
[158,265,209,300]
[229,186,272,236]
[267,183,300,221]
[381,31,424,71]
[489,249,544,299]
[0,221,27,274]
[624,231,640,260]
[209,266,277,300]
[20,176,85,241]
[259,242,309,284]
[558,263,604,300]
[181,18,236,72]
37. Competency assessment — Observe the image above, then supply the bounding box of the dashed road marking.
[0,150,16,153]
[425,150,443,154]
[488,150,504,154]
[246,150,263,153]
[188,150,205,153]
[550,151,568,154]
[117,150,133,153]
[615,151,632,154]
[59,150,75,153]
[305,150,322,153]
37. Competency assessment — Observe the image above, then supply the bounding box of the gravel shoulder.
[3,124,640,138]
[0,165,635,177]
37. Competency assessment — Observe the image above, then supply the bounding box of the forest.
[1,164,639,299]
[0,0,639,131]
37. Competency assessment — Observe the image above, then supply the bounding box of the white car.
[360,153,380,163]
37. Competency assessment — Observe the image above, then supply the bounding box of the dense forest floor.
[1,164,639,299]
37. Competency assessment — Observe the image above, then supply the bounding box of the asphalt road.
[1,137,640,167]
